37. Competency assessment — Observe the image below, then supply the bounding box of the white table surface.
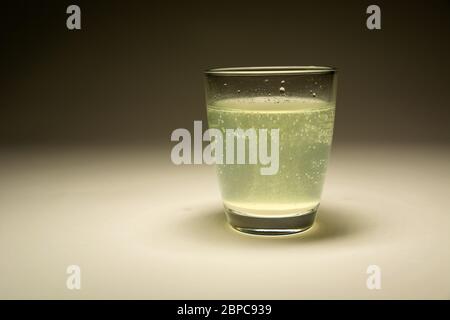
[0,144,449,299]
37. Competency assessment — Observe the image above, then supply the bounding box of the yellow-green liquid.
[207,97,335,217]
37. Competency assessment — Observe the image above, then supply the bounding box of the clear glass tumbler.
[204,66,337,235]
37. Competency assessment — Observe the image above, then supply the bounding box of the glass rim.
[205,66,336,76]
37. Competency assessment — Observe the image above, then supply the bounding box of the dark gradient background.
[1,1,450,300]
[1,0,449,147]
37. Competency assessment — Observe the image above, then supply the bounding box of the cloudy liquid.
[207,97,335,217]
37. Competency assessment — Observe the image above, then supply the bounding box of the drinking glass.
[204,66,337,235]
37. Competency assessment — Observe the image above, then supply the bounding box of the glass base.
[225,205,318,236]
